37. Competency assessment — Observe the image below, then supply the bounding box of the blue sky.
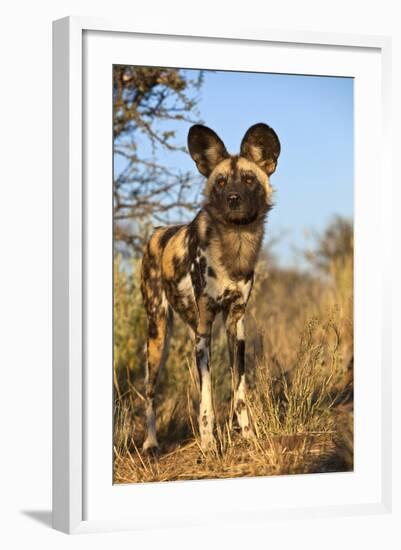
[117,69,353,267]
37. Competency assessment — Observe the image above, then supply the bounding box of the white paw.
[200,434,217,453]
[241,424,255,439]
[142,435,159,453]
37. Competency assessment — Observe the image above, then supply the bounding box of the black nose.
[227,193,241,209]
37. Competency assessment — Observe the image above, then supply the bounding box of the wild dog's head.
[188,123,280,226]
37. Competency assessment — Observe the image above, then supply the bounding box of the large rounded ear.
[240,123,281,176]
[187,125,229,177]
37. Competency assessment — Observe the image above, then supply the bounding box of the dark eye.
[243,174,255,185]
[215,175,226,187]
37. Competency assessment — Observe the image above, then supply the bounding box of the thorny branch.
[113,66,204,255]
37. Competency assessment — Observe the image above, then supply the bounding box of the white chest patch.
[204,254,252,304]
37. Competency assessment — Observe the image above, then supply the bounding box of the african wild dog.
[140,123,281,453]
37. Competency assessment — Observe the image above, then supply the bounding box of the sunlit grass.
[113,218,353,483]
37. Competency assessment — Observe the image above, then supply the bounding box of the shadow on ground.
[21,510,52,528]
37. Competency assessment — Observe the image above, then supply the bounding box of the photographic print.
[113,66,354,483]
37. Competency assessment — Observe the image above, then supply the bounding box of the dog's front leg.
[195,297,217,452]
[225,305,253,438]
[196,333,216,452]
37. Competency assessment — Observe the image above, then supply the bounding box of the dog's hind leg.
[141,233,174,454]
[142,301,173,453]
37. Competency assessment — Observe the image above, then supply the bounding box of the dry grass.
[113,217,353,484]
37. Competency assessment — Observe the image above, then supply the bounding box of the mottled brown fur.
[140,123,281,452]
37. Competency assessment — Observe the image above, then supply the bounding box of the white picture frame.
[52,16,392,534]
